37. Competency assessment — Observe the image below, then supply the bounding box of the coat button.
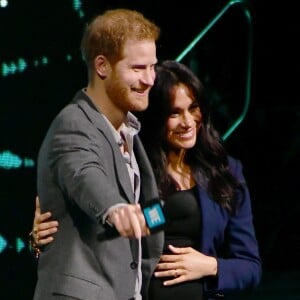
[130,261,138,269]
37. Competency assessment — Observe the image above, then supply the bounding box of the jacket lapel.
[197,186,227,254]
[133,137,159,204]
[75,91,134,203]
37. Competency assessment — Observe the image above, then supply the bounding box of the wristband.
[29,230,41,259]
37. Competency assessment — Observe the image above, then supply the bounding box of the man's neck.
[85,85,127,131]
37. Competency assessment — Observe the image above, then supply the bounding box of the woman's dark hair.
[140,60,241,213]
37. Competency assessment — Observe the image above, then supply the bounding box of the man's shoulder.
[51,102,82,128]
[52,89,91,124]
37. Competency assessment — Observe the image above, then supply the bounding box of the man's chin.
[131,100,149,112]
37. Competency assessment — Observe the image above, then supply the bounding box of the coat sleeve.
[205,157,262,294]
[40,106,132,223]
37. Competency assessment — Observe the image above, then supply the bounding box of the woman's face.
[165,84,202,151]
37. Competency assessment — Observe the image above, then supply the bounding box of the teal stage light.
[0,234,8,253]
[0,235,27,254]
[0,151,35,169]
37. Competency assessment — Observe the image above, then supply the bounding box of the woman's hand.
[32,196,59,246]
[154,244,217,286]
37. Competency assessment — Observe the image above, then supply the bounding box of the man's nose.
[141,69,155,86]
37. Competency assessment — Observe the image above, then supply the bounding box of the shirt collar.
[102,112,140,146]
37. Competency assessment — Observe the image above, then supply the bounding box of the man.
[33,8,163,300]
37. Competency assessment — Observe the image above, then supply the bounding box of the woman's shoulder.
[227,155,243,177]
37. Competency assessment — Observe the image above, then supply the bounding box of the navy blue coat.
[196,157,262,297]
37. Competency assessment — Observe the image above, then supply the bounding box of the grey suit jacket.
[34,89,164,300]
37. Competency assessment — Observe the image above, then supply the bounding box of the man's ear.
[94,55,109,79]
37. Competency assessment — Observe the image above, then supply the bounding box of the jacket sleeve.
[42,107,132,223]
[205,157,262,294]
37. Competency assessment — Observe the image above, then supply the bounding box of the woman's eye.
[191,106,201,115]
[169,111,179,117]
[190,104,200,111]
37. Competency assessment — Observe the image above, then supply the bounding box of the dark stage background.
[0,0,299,299]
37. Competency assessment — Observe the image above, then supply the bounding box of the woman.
[31,60,261,299]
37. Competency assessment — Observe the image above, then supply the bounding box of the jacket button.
[130,261,138,269]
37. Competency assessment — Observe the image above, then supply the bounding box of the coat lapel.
[197,186,227,254]
[75,91,134,203]
[133,137,159,204]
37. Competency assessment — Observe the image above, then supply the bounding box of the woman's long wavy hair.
[140,60,241,213]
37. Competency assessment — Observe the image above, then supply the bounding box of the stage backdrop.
[1,1,299,299]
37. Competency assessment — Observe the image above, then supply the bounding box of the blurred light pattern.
[0,235,27,254]
[0,151,35,169]
[0,235,8,253]
[0,0,8,8]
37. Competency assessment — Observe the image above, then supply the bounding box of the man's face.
[105,39,157,113]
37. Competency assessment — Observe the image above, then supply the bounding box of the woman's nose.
[181,113,193,127]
